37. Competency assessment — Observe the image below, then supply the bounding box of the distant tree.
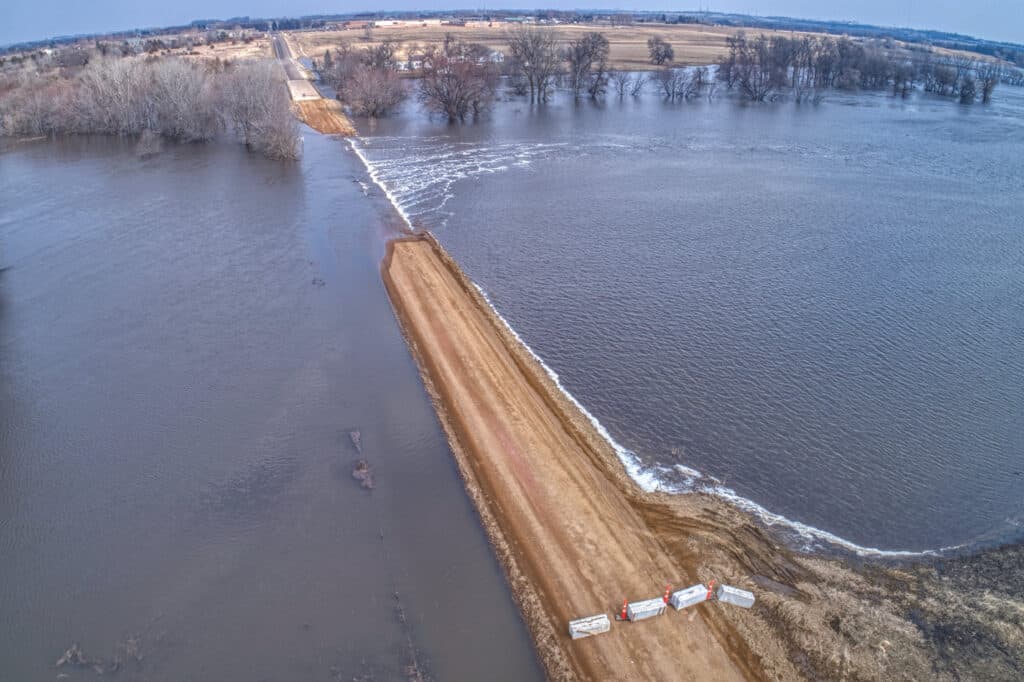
[609,70,631,97]
[717,32,774,101]
[505,25,560,102]
[647,36,674,65]
[959,76,977,103]
[629,73,647,96]
[976,61,1002,103]
[365,41,397,70]
[564,32,609,100]
[654,67,684,99]
[892,61,915,98]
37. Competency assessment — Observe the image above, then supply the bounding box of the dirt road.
[270,34,355,136]
[294,99,356,135]
[382,234,759,681]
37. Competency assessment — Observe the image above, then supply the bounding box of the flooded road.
[0,133,543,681]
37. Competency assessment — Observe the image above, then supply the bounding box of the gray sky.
[2,1,1022,47]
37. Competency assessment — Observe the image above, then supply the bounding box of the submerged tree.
[220,60,300,159]
[977,61,1003,103]
[506,25,560,102]
[564,32,610,100]
[609,70,631,98]
[318,39,406,117]
[419,40,497,121]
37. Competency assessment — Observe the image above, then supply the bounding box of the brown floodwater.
[0,132,543,681]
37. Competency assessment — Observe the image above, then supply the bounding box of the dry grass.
[287,23,819,70]
[287,23,1002,71]
[168,39,273,63]
[647,493,1024,682]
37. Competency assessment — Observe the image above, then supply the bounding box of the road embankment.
[381,233,765,681]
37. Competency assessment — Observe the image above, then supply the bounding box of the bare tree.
[647,36,674,66]
[718,32,775,101]
[629,73,647,97]
[977,61,1002,103]
[220,60,300,159]
[1,55,298,158]
[564,32,609,100]
[951,54,973,95]
[419,41,497,121]
[365,41,398,70]
[609,70,631,98]
[318,40,407,117]
[685,66,708,98]
[891,61,915,98]
[148,59,218,140]
[73,58,149,135]
[344,66,407,117]
[654,67,684,99]
[506,25,560,102]
[959,76,977,103]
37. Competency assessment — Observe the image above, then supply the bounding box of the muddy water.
[0,134,542,681]
[355,86,1024,555]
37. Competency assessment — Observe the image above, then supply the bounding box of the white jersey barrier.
[569,579,756,640]
[568,614,612,639]
[716,584,756,609]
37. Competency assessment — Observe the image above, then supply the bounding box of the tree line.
[0,57,300,159]
[716,32,1006,104]
[315,26,1012,120]
[317,34,501,121]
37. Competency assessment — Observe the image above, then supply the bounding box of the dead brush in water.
[644,494,1023,681]
[696,540,1023,681]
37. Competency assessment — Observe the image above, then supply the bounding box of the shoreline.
[380,231,1024,680]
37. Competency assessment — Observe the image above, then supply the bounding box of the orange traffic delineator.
[620,599,628,620]
[706,579,717,601]
[662,584,672,604]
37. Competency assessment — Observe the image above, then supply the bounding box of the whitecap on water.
[350,136,568,230]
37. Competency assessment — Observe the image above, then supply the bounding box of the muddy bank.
[382,233,1023,681]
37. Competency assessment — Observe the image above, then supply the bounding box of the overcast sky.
[2,1,1022,47]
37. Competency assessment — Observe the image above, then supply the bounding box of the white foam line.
[349,137,413,230]
[471,280,964,560]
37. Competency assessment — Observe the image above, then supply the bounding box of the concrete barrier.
[669,584,709,610]
[626,597,667,622]
[716,585,756,609]
[568,614,611,639]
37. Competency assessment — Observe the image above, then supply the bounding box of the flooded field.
[355,85,1024,555]
[0,133,543,681]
